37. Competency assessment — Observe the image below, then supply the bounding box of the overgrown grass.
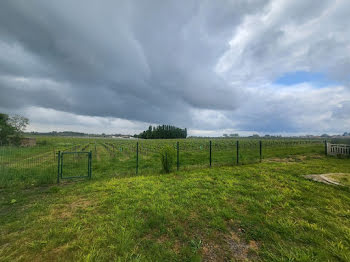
[1,156,349,261]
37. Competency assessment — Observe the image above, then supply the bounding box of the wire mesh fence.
[0,145,57,187]
[0,139,325,188]
[58,151,91,181]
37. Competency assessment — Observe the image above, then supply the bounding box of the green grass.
[0,137,324,188]
[1,156,349,261]
[1,137,325,188]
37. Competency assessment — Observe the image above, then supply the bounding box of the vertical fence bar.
[209,140,212,167]
[177,141,179,171]
[259,140,262,162]
[324,140,327,156]
[89,151,92,179]
[236,140,239,165]
[136,142,139,174]
[60,152,63,178]
[165,152,168,171]
[87,151,90,178]
[0,147,2,177]
[57,151,61,184]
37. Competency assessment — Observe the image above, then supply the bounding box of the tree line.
[136,125,187,139]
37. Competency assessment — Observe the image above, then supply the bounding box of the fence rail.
[327,143,350,156]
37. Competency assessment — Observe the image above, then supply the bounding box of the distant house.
[112,135,133,139]
[20,137,36,147]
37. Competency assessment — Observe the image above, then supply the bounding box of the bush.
[159,145,176,173]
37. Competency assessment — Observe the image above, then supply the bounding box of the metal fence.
[57,151,92,183]
[0,143,92,187]
[94,139,325,175]
[0,139,326,188]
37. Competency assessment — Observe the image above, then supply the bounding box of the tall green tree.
[0,113,29,145]
[137,125,187,139]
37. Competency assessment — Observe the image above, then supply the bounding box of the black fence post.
[136,142,139,174]
[57,151,61,184]
[209,140,212,167]
[60,152,63,179]
[259,140,262,162]
[324,140,327,156]
[165,152,168,171]
[236,141,239,165]
[177,142,179,171]
[89,151,92,179]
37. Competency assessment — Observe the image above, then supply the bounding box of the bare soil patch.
[202,230,259,262]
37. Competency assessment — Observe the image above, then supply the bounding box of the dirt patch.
[50,199,94,219]
[266,156,303,163]
[118,155,131,162]
[304,173,350,186]
[173,241,182,254]
[201,230,259,262]
[156,234,169,244]
[266,155,321,163]
[51,244,68,255]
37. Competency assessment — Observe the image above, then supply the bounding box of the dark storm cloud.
[1,0,350,135]
[0,0,269,125]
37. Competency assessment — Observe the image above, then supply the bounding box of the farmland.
[0,136,325,188]
[1,137,350,261]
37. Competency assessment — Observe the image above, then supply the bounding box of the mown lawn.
[0,156,349,261]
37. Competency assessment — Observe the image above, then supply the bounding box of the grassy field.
[1,150,350,261]
[0,137,325,188]
[1,137,349,261]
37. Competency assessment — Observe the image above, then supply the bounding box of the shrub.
[159,145,176,173]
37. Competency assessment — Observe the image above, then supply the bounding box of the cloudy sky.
[1,0,349,136]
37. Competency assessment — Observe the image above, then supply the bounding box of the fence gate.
[57,151,92,183]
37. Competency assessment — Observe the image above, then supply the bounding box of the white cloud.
[0,106,150,135]
[218,0,350,86]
